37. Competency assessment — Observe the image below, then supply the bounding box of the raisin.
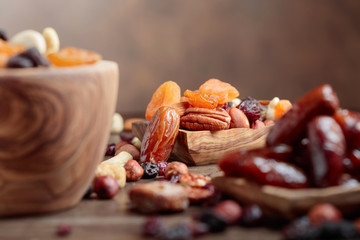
[48,47,102,67]
[105,143,116,156]
[238,96,265,124]
[198,209,227,232]
[0,29,8,41]
[7,55,34,68]
[19,47,50,67]
[219,150,308,188]
[266,84,339,147]
[199,78,239,105]
[183,89,218,109]
[145,81,181,121]
[308,116,345,187]
[140,106,180,163]
[141,162,159,179]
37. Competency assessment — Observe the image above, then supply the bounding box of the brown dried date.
[139,106,180,163]
[333,109,360,150]
[307,116,345,187]
[219,152,309,189]
[266,84,339,147]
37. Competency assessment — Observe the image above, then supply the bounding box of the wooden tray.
[212,176,360,219]
[132,121,271,165]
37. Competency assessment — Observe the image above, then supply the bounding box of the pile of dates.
[219,84,360,189]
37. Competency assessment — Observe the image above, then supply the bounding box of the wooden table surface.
[0,163,283,240]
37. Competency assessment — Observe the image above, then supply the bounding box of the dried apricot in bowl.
[145,81,181,121]
[48,47,102,67]
[184,89,218,109]
[199,78,239,105]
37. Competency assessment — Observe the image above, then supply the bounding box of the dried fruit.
[142,216,165,237]
[238,96,265,125]
[219,152,308,188]
[164,161,189,180]
[282,216,319,240]
[308,203,342,226]
[184,89,218,109]
[19,47,50,67]
[48,47,102,66]
[124,160,144,181]
[344,148,360,174]
[0,39,24,56]
[56,223,72,237]
[7,55,34,68]
[157,161,169,176]
[213,200,242,224]
[140,106,180,163]
[93,175,119,199]
[240,204,264,227]
[334,109,360,150]
[308,116,345,187]
[145,81,181,121]
[266,97,292,121]
[105,143,116,156]
[141,162,159,179]
[199,78,239,105]
[266,84,339,147]
[198,209,228,232]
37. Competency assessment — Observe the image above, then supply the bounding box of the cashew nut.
[111,113,124,133]
[43,27,60,54]
[9,30,46,54]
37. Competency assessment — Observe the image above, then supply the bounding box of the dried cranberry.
[238,96,264,124]
[157,161,169,176]
[240,204,264,227]
[20,47,50,67]
[141,162,159,179]
[56,223,72,237]
[105,143,116,156]
[0,29,8,41]
[143,216,165,237]
[198,209,227,232]
[7,55,34,68]
[93,176,119,199]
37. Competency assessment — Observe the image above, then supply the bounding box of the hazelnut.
[114,140,128,152]
[308,203,342,226]
[164,161,188,180]
[115,143,140,160]
[213,200,243,224]
[124,160,144,181]
[93,175,119,199]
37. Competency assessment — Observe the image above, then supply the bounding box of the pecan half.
[180,108,231,131]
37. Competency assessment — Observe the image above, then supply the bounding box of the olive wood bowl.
[132,121,272,165]
[0,61,118,216]
[212,176,360,219]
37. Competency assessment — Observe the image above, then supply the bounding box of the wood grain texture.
[0,61,119,216]
[212,176,360,219]
[132,121,271,165]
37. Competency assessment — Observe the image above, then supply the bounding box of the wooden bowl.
[0,61,118,216]
[132,121,271,165]
[212,176,360,219]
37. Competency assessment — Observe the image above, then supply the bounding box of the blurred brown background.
[1,0,359,116]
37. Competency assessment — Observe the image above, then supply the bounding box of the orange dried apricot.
[184,89,218,109]
[199,79,239,105]
[274,99,292,120]
[0,40,24,56]
[0,53,9,68]
[145,81,181,121]
[47,47,102,67]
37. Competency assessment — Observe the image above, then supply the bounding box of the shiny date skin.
[219,153,309,189]
[266,84,339,147]
[140,106,180,163]
[308,116,345,187]
[333,109,360,150]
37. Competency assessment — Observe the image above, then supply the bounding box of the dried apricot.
[274,100,292,119]
[145,81,181,121]
[199,79,239,105]
[0,39,24,56]
[184,89,218,109]
[47,47,102,67]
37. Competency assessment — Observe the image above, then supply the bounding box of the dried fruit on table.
[140,106,180,163]
[307,116,345,187]
[219,152,309,189]
[145,81,181,121]
[184,89,218,109]
[141,162,159,179]
[199,78,239,105]
[48,47,102,66]
[93,175,119,199]
[266,84,340,147]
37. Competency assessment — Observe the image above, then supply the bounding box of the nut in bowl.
[0,60,118,216]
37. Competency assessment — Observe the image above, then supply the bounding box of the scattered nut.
[164,161,189,180]
[111,113,124,133]
[308,203,342,226]
[114,140,129,152]
[129,181,189,214]
[229,107,250,128]
[10,30,46,54]
[43,27,60,54]
[131,137,142,150]
[93,175,119,199]
[95,163,126,188]
[115,143,140,160]
[180,108,231,131]
[124,118,146,131]
[102,151,132,166]
[124,160,144,181]
[213,200,243,224]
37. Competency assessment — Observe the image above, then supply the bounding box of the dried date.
[266,84,339,147]
[140,106,180,163]
[333,109,360,150]
[307,116,345,187]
